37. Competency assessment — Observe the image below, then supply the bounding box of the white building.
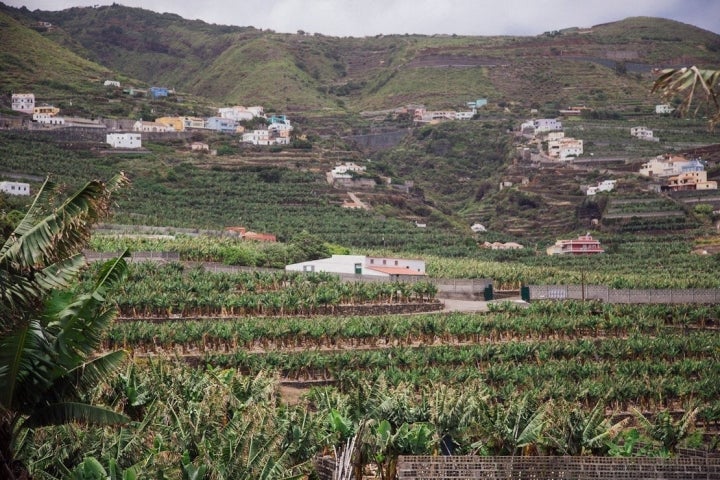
[241,127,290,145]
[190,142,210,151]
[520,120,535,133]
[267,122,293,144]
[218,106,254,122]
[218,106,265,121]
[655,104,674,114]
[331,162,366,176]
[104,80,121,87]
[586,180,616,195]
[639,155,704,178]
[33,114,65,125]
[107,133,141,149]
[286,254,426,278]
[242,129,271,145]
[548,137,583,160]
[11,93,35,114]
[0,181,30,196]
[481,241,523,250]
[182,117,205,130]
[455,109,476,120]
[470,223,487,233]
[132,120,175,133]
[533,118,563,133]
[630,126,658,141]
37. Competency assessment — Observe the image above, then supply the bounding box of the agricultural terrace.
[54,299,718,480]
[90,232,720,288]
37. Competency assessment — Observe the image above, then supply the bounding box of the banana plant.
[633,406,701,454]
[363,419,434,480]
[545,401,628,455]
[652,66,720,129]
[0,174,130,480]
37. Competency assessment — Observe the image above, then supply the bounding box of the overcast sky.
[4,0,720,37]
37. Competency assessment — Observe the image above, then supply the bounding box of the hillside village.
[4,82,720,251]
[1,5,720,253]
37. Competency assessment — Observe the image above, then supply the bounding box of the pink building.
[547,234,603,255]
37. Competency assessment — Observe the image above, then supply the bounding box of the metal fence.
[528,285,720,304]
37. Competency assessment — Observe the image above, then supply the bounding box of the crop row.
[107,302,720,351]
[82,262,438,318]
[199,342,720,415]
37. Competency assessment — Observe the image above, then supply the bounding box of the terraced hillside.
[5,4,720,113]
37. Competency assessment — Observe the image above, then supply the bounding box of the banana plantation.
[20,288,715,478]
[3,178,720,479]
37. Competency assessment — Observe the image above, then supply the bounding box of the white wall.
[107,133,141,149]
[0,181,30,196]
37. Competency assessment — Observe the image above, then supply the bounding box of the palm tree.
[0,173,130,479]
[652,66,720,129]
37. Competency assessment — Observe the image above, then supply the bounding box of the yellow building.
[33,105,60,116]
[155,116,185,132]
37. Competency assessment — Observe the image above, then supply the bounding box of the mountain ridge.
[3,3,719,113]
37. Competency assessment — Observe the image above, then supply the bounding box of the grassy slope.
[0,9,111,99]
[9,5,720,113]
[1,7,720,244]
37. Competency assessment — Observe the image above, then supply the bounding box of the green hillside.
[6,4,720,114]
[1,4,720,244]
[0,8,113,112]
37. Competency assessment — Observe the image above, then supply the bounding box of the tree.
[0,173,130,479]
[652,66,720,129]
[288,231,331,263]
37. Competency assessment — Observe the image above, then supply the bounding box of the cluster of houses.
[408,98,487,124]
[639,154,717,192]
[130,107,294,145]
[520,118,584,161]
[11,93,105,129]
[104,79,176,100]
[10,91,295,148]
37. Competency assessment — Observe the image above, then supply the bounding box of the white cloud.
[4,0,719,36]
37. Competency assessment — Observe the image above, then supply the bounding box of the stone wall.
[529,285,720,304]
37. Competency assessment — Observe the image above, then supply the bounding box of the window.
[394,260,398,266]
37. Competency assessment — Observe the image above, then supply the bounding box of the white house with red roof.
[285,255,425,279]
